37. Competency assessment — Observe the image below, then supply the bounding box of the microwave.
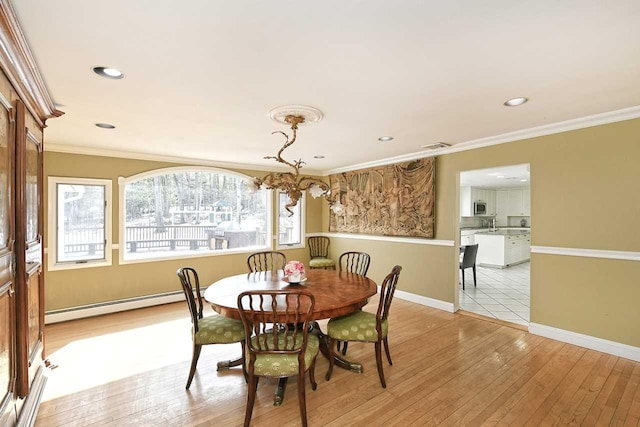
[474,202,487,215]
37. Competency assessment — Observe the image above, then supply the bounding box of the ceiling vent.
[421,142,451,150]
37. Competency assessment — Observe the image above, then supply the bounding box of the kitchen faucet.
[491,218,497,230]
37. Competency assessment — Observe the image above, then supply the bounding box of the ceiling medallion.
[254,107,341,216]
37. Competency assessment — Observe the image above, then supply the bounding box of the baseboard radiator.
[44,290,187,324]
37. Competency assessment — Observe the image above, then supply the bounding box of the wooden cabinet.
[0,3,61,425]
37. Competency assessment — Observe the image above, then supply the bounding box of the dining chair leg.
[186,343,202,389]
[240,339,248,383]
[341,341,349,356]
[244,373,259,427]
[298,368,308,427]
[461,269,466,290]
[383,337,393,365]
[472,265,477,288]
[309,356,318,390]
[374,340,386,388]
[325,337,335,381]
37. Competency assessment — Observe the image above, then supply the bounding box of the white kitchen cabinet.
[460,186,472,216]
[495,190,509,226]
[522,188,531,216]
[475,232,530,268]
[461,187,496,217]
[507,187,530,216]
[461,234,475,246]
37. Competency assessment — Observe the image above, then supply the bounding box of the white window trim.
[276,191,306,250]
[117,166,272,265]
[47,176,113,271]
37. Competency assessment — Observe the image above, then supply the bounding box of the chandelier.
[254,108,343,216]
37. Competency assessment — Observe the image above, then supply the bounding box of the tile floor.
[458,261,530,326]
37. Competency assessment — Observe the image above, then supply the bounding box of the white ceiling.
[12,0,640,173]
[460,164,530,189]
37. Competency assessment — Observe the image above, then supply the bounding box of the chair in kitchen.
[238,290,319,427]
[460,244,479,290]
[307,236,336,269]
[326,265,402,388]
[247,251,286,273]
[338,251,371,276]
[177,267,246,389]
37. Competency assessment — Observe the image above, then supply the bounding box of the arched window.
[119,167,271,262]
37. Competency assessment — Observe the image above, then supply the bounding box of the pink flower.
[284,260,306,276]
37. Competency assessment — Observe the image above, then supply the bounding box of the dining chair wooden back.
[326,265,402,388]
[247,251,286,272]
[339,251,371,276]
[237,290,319,427]
[177,267,246,388]
[307,236,336,269]
[460,243,479,290]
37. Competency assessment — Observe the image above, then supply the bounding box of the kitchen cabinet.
[460,187,496,217]
[475,232,531,268]
[0,6,61,426]
[495,190,509,226]
[507,188,530,216]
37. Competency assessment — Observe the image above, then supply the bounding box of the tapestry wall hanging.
[329,157,435,238]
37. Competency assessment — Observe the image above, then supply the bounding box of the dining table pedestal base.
[216,356,244,371]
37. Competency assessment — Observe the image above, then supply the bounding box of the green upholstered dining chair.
[339,251,371,276]
[325,265,402,388]
[247,250,286,272]
[237,290,319,427]
[307,236,336,269]
[336,251,372,355]
[177,267,246,389]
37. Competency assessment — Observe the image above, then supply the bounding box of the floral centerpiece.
[284,260,306,283]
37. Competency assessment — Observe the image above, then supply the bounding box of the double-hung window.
[48,177,112,270]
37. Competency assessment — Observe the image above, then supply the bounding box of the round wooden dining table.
[204,269,377,405]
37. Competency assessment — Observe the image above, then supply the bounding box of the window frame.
[275,190,306,250]
[47,176,113,271]
[117,166,272,265]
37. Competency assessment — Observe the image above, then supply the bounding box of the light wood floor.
[36,300,640,426]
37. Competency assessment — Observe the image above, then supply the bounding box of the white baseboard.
[528,322,640,362]
[393,289,455,313]
[45,291,186,324]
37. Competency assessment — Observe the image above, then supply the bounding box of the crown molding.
[321,105,640,175]
[44,142,323,175]
[0,1,63,125]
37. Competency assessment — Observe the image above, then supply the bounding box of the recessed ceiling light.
[313,155,325,159]
[378,136,394,142]
[520,179,528,182]
[504,97,528,107]
[95,123,115,129]
[496,175,505,179]
[92,66,124,79]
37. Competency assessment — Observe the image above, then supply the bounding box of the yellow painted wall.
[325,118,640,347]
[45,118,640,347]
[43,152,323,310]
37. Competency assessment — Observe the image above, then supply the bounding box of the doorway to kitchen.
[458,164,531,326]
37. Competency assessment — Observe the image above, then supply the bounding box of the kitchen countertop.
[475,229,531,236]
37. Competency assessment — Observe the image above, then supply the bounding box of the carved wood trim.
[14,99,28,397]
[0,2,63,126]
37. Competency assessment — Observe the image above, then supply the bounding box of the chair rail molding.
[306,232,455,247]
[531,246,640,262]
